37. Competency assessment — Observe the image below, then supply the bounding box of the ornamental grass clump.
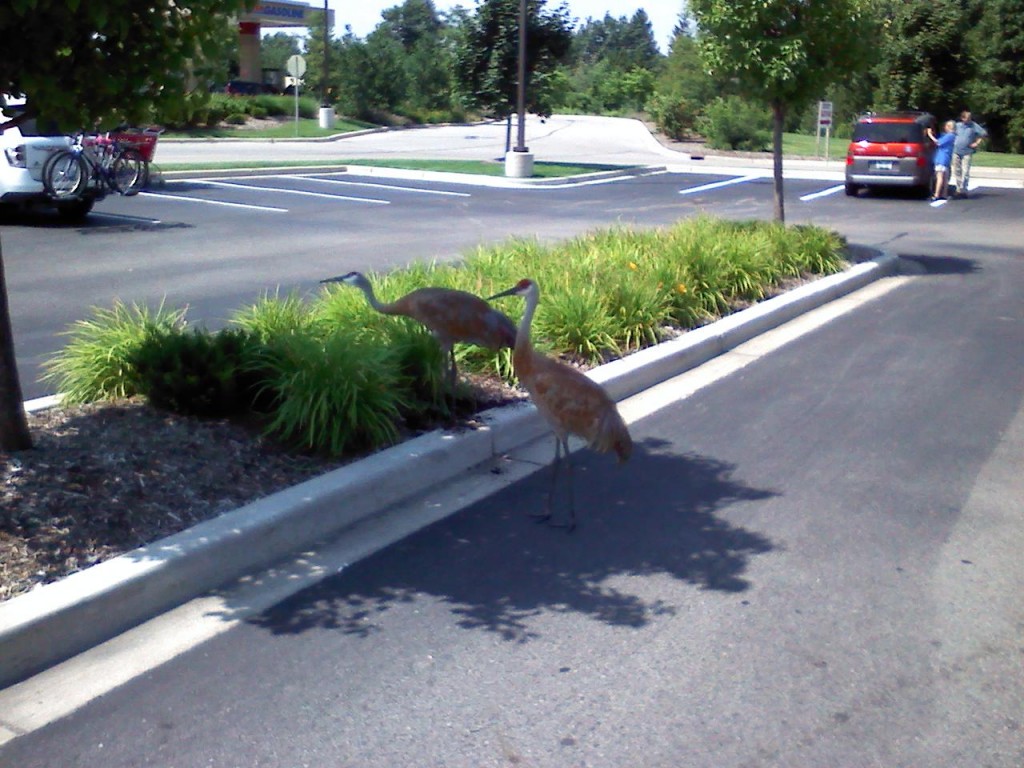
[610,259,672,352]
[43,300,187,404]
[315,272,448,414]
[531,282,619,365]
[231,290,323,342]
[257,330,411,455]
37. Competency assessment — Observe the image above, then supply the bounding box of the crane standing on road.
[489,278,632,530]
[321,271,516,421]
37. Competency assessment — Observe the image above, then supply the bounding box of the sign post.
[286,54,307,136]
[816,100,833,161]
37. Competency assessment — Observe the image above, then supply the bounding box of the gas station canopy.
[236,1,334,83]
[240,1,333,29]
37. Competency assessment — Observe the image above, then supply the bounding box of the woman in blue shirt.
[929,120,956,200]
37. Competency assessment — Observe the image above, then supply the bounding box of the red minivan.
[845,112,935,198]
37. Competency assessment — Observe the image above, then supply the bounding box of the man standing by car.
[951,110,988,199]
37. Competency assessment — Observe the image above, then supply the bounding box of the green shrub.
[646,93,697,141]
[697,96,771,152]
[249,95,289,117]
[129,327,261,418]
[42,300,187,404]
[205,107,228,127]
[225,112,247,125]
[258,330,411,455]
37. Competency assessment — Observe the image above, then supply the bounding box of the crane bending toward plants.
[321,271,516,419]
[489,278,632,531]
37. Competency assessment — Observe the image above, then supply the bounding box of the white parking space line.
[198,179,390,205]
[799,184,845,201]
[140,191,288,213]
[289,174,472,198]
[679,174,763,196]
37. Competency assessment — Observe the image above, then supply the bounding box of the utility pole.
[322,0,329,107]
[505,0,534,177]
[514,0,527,153]
[318,0,335,128]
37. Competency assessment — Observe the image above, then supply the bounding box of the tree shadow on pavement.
[898,254,980,275]
[246,439,778,643]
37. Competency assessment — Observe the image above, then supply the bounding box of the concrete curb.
[0,251,899,689]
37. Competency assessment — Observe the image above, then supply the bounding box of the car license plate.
[870,160,895,171]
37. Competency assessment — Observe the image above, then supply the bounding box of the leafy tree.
[302,12,345,105]
[363,30,412,114]
[261,32,302,74]
[403,38,458,113]
[965,0,1024,152]
[572,10,662,69]
[0,0,251,451]
[379,0,456,114]
[327,29,409,120]
[871,0,972,118]
[649,23,720,138]
[452,0,573,129]
[379,0,444,49]
[689,0,872,222]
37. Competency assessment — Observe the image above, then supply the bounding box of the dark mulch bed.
[1,376,526,603]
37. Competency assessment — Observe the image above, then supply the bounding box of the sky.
[311,1,683,54]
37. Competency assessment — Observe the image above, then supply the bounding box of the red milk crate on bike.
[110,128,161,162]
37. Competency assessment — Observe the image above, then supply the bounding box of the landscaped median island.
[1,217,849,602]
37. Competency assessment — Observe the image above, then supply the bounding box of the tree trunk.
[0,234,33,452]
[772,101,786,224]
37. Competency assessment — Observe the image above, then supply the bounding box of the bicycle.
[42,129,153,201]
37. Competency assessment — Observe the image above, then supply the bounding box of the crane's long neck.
[514,287,539,368]
[358,283,395,315]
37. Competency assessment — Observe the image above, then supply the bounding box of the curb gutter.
[0,252,899,689]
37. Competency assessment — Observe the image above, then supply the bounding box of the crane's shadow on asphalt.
[246,439,778,643]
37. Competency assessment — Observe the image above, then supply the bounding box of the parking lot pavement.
[1,254,898,695]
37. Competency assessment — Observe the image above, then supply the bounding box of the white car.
[0,95,102,220]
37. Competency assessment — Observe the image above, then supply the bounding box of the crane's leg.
[445,346,458,427]
[533,437,576,531]
[529,436,560,524]
[548,438,576,532]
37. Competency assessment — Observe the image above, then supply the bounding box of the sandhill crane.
[489,278,632,530]
[321,271,516,420]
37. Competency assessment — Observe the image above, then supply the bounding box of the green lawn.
[782,131,1023,167]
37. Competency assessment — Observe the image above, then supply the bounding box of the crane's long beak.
[486,285,518,301]
[320,275,346,284]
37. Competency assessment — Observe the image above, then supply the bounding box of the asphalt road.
[1,118,1023,765]
[2,246,1022,767]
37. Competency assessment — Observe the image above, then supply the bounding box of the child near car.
[929,120,956,200]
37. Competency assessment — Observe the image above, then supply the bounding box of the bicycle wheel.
[112,148,147,195]
[43,149,88,200]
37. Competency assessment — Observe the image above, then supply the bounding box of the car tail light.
[4,144,26,168]
[846,154,854,166]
